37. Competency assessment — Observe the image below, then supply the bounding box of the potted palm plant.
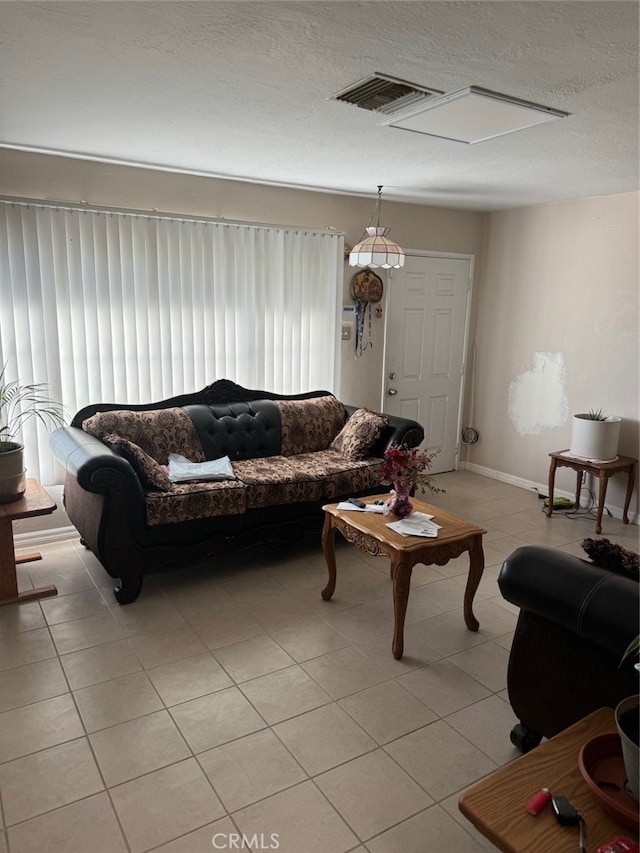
[0,363,65,503]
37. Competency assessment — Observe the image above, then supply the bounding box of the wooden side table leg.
[595,471,608,535]
[622,464,635,525]
[464,535,484,632]
[321,514,337,601]
[391,558,412,660]
[574,471,582,510]
[546,458,557,518]
[0,518,19,602]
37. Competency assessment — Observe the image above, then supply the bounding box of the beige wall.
[469,191,639,518]
[0,149,485,411]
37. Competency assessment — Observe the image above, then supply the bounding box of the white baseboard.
[14,526,78,550]
[463,461,639,526]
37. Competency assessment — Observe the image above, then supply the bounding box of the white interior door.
[383,254,472,473]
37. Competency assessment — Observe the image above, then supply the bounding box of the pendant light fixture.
[349,186,405,269]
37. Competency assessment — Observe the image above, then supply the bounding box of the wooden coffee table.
[0,479,58,605]
[459,708,640,852]
[321,494,486,659]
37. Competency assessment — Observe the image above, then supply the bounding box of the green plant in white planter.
[569,409,622,462]
[0,363,65,503]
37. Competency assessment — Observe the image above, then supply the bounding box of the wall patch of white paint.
[508,352,568,435]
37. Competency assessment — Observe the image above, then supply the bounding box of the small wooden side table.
[459,708,639,852]
[547,450,637,534]
[322,494,486,660]
[0,478,58,606]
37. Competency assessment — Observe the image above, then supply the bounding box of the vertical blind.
[0,200,344,485]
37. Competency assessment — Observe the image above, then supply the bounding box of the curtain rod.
[0,196,344,237]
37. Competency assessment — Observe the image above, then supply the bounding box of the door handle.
[387,388,398,396]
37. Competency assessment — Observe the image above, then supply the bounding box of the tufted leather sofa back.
[184,401,282,461]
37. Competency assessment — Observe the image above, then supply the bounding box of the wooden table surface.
[459,708,639,852]
[0,478,57,522]
[322,493,486,555]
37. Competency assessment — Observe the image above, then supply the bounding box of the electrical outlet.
[341,323,352,341]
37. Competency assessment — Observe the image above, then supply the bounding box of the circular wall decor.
[349,269,384,357]
[350,269,383,304]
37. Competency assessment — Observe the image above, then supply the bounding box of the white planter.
[569,414,621,462]
[0,442,26,503]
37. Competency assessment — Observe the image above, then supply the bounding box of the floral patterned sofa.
[50,380,424,603]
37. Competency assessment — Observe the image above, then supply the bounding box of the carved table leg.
[595,470,609,535]
[574,471,582,510]
[391,558,413,660]
[321,513,337,601]
[464,535,485,632]
[623,463,635,525]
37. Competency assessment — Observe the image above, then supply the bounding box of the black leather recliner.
[498,545,639,752]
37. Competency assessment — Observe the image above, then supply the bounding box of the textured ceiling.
[1,1,638,210]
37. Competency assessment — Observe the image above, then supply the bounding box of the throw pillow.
[276,396,346,456]
[582,537,639,581]
[82,407,205,464]
[102,433,173,491]
[330,408,389,460]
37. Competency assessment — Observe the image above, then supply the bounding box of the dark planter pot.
[0,441,26,503]
[615,695,640,801]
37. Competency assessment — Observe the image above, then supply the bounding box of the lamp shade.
[349,226,405,269]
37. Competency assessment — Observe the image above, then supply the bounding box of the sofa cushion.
[330,408,389,459]
[276,396,345,456]
[298,449,385,498]
[184,400,281,461]
[102,433,173,491]
[145,480,246,526]
[232,456,326,508]
[82,408,204,465]
[232,450,384,508]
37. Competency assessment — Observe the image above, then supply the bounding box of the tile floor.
[1,471,638,853]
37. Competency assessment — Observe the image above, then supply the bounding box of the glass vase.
[383,482,413,518]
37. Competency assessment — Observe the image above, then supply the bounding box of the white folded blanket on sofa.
[167,453,236,482]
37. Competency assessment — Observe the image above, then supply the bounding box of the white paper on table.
[386,511,442,538]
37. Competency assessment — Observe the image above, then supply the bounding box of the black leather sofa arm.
[499,545,639,660]
[50,426,138,491]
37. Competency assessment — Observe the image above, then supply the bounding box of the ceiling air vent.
[331,73,443,116]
